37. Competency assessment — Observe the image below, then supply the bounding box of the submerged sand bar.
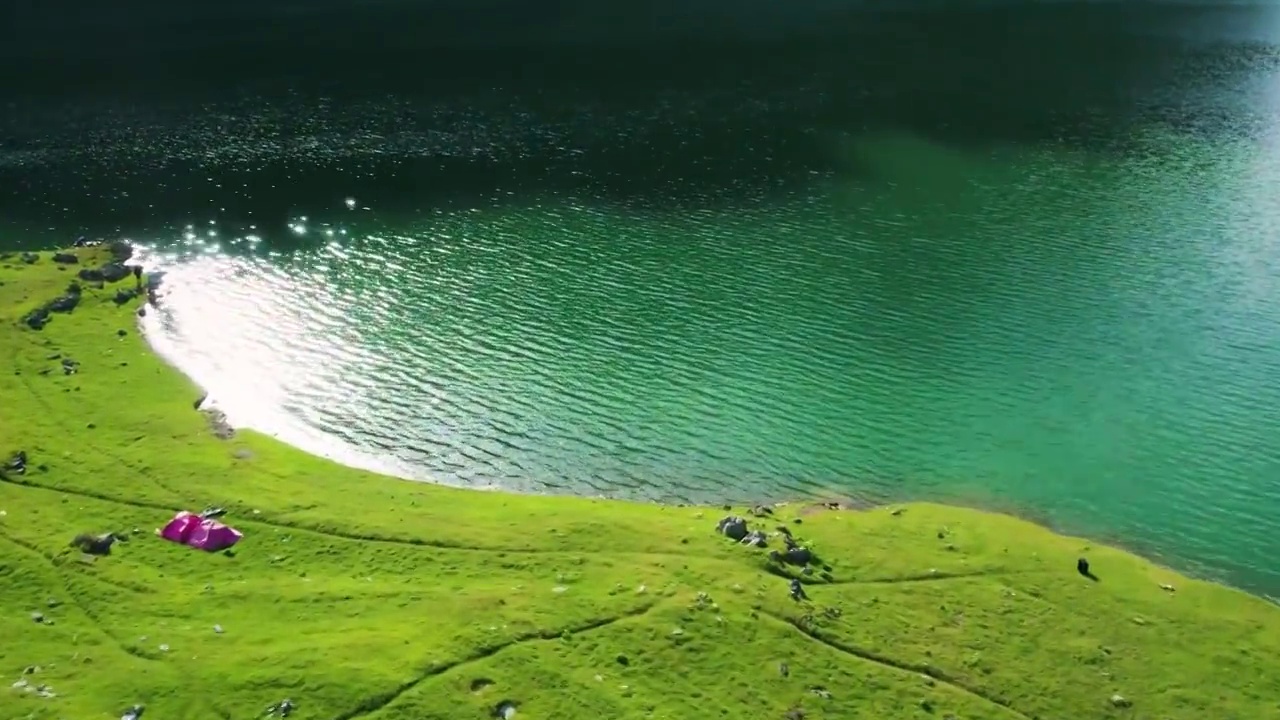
[1,247,1278,719]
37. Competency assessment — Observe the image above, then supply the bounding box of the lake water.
[2,1,1279,592]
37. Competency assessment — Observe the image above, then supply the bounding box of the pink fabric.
[186,520,243,552]
[160,511,201,543]
[159,511,243,552]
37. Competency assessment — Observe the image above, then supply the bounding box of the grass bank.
[2,247,1278,720]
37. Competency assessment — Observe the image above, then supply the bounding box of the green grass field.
[2,247,1278,720]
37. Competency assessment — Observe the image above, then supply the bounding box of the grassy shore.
[1,246,1278,720]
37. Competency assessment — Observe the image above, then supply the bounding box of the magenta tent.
[160,511,243,552]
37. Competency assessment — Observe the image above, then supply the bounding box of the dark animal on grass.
[70,533,118,556]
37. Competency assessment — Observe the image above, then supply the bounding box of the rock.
[78,268,104,282]
[920,699,934,712]
[109,240,134,262]
[117,329,128,337]
[120,704,145,720]
[113,288,138,305]
[214,624,224,634]
[1110,693,1132,708]
[470,677,495,692]
[739,529,768,548]
[615,653,629,666]
[20,252,38,264]
[203,408,235,439]
[136,306,147,318]
[52,252,78,264]
[31,611,44,623]
[22,307,51,330]
[1159,583,1176,592]
[808,686,832,699]
[750,504,774,517]
[493,700,518,719]
[105,263,134,283]
[5,451,26,474]
[784,709,805,720]
[789,578,809,602]
[778,662,789,677]
[772,546,813,566]
[715,516,749,541]
[890,507,904,516]
[47,293,80,313]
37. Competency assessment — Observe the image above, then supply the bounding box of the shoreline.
[13,240,1280,593]
[126,247,1275,597]
[4,244,1280,719]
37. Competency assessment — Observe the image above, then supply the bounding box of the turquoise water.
[3,3,1279,591]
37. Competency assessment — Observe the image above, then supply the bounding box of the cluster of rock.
[21,243,140,330]
[715,510,824,601]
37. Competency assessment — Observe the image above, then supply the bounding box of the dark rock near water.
[740,529,768,548]
[716,516,749,541]
[78,268,103,282]
[52,253,78,264]
[193,392,208,410]
[113,288,138,305]
[20,252,38,264]
[109,240,134,262]
[100,263,130,283]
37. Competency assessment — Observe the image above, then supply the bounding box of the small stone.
[117,329,127,337]
[214,624,224,634]
[1159,583,1176,592]
[1110,693,1132,708]
[158,643,170,652]
[30,612,44,623]
[615,654,629,666]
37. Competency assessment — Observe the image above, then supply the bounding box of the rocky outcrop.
[21,283,83,330]
[715,516,749,541]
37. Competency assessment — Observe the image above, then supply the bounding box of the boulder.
[739,529,768,548]
[100,263,130,283]
[52,253,78,264]
[109,240,134,262]
[20,252,38,264]
[113,288,139,305]
[46,294,80,313]
[23,307,51,330]
[715,516,749,541]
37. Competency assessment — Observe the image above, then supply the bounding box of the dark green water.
[3,2,1279,591]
